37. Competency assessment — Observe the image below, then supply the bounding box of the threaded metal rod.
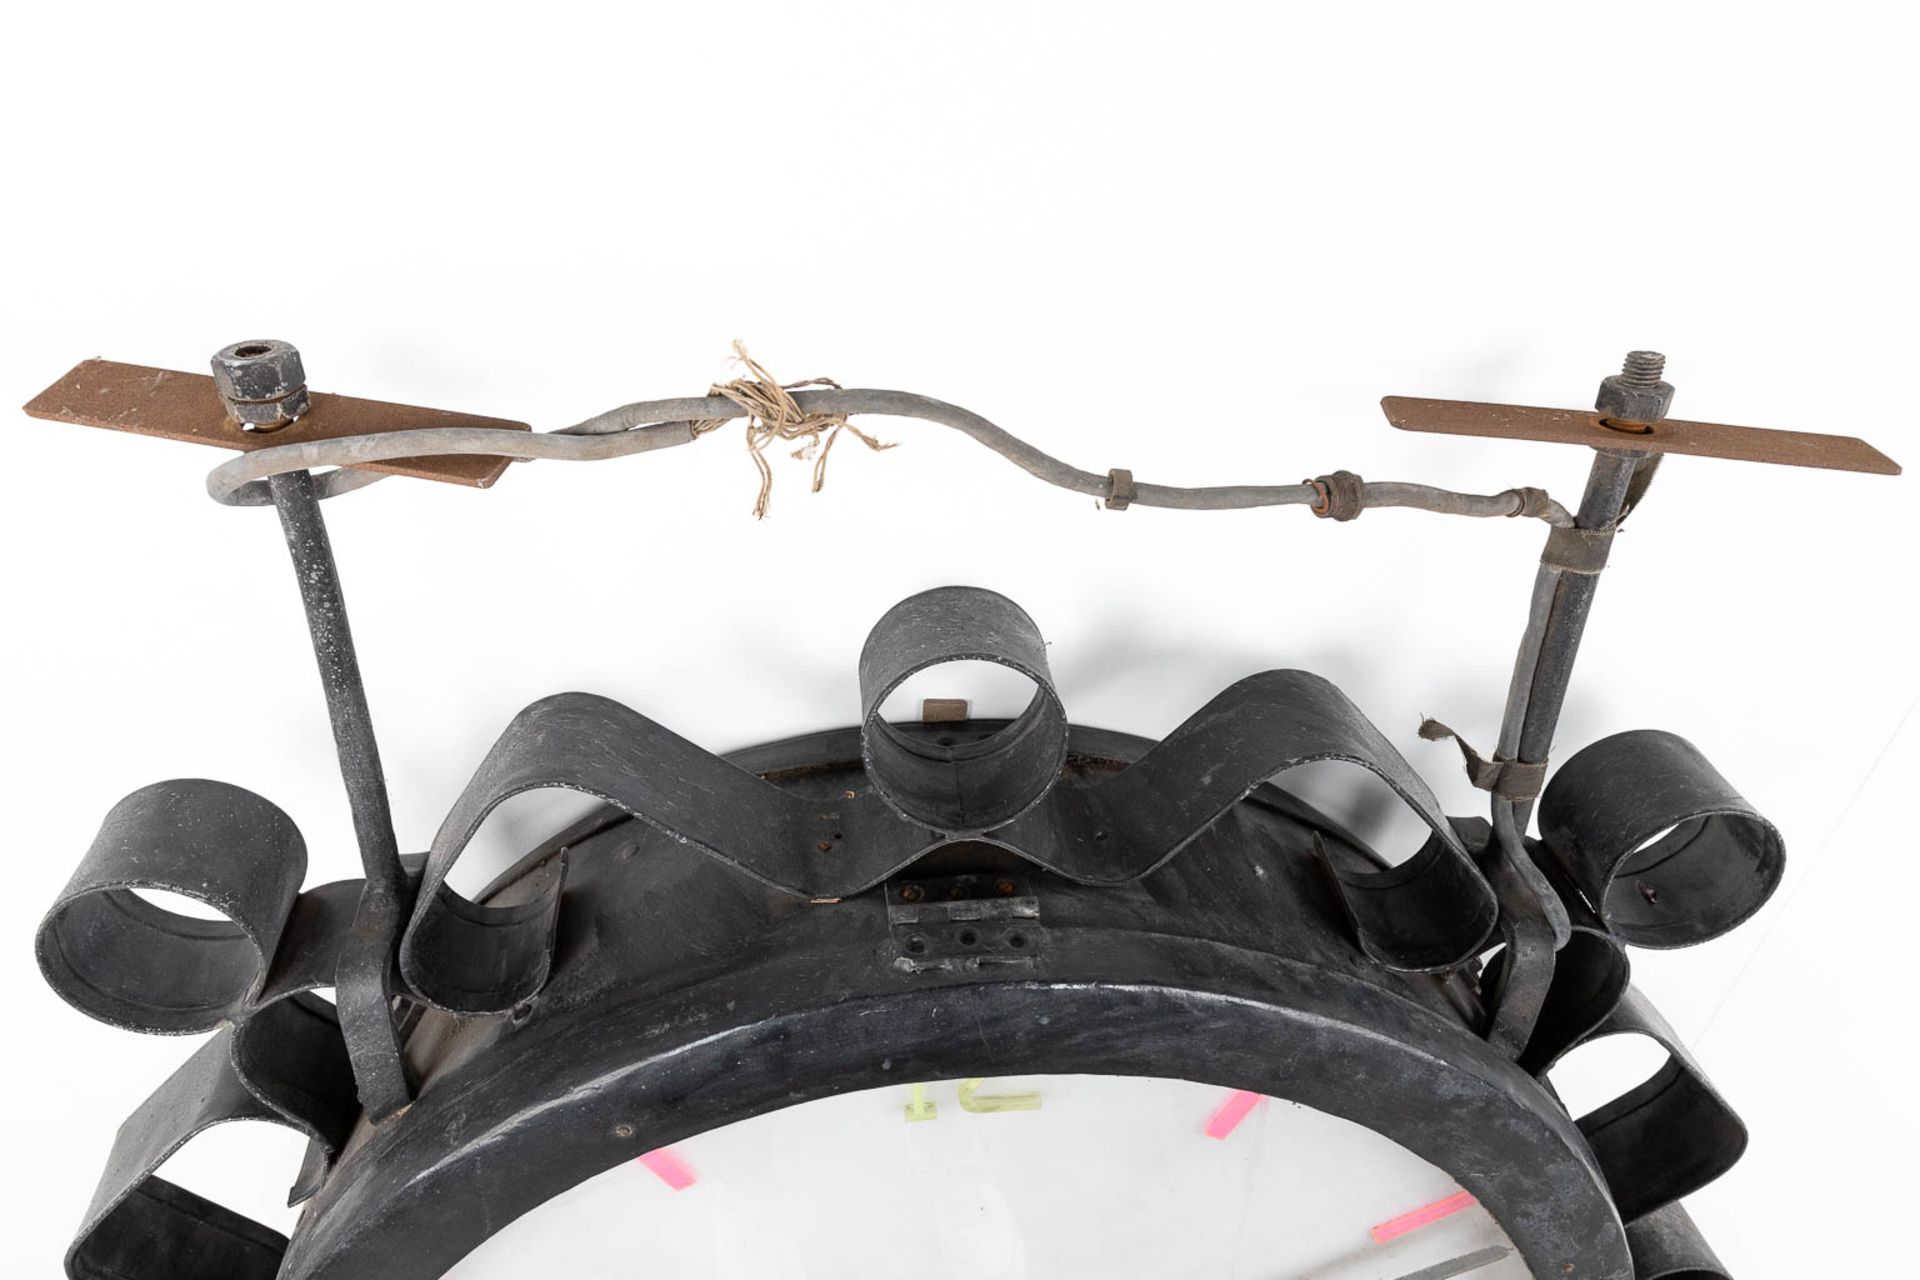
[1620,350,1667,387]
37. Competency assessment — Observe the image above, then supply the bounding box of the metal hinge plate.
[887,872,1045,975]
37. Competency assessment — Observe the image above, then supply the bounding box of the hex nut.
[1594,374,1674,425]
[211,339,311,430]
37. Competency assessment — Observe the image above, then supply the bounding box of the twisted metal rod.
[205,386,1575,525]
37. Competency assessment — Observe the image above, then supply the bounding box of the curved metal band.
[37,784,369,1207]
[1542,985,1748,1223]
[49,720,1701,1278]
[332,875,419,1122]
[53,877,416,1274]
[66,1029,298,1280]
[1486,845,1744,1217]
[1020,669,1498,971]
[1539,730,1785,948]
[1624,1201,1732,1279]
[36,780,307,1034]
[1440,817,1565,1058]
[280,973,1632,1279]
[1508,840,1633,1075]
[9,590,1472,1021]
[234,879,369,1196]
[394,689,838,1013]
[397,667,1495,1011]
[858,586,1068,831]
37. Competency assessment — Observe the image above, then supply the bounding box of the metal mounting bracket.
[1382,394,1901,474]
[23,358,528,488]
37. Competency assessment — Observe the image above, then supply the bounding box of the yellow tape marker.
[958,1078,1043,1114]
[903,1082,939,1122]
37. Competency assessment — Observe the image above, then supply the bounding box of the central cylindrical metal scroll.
[857,586,1069,833]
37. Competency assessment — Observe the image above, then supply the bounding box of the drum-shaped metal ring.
[1539,730,1784,949]
[36,780,306,1034]
[858,586,1069,833]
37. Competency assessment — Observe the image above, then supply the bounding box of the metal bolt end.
[1619,351,1666,388]
[1595,349,1674,425]
[211,339,310,431]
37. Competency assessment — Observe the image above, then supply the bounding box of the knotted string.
[692,341,896,517]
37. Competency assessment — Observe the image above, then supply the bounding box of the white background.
[1,3,1914,1276]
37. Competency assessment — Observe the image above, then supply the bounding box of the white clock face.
[448,1074,1525,1279]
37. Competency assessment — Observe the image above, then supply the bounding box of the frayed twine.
[692,341,895,518]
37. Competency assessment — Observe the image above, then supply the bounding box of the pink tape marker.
[637,1147,697,1191]
[1204,1089,1263,1140]
[1370,1190,1477,1243]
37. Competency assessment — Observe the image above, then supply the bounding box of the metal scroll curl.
[47,963,363,1278]
[1538,728,1785,949]
[1505,752,1758,1228]
[1479,827,1749,1228]
[66,1029,297,1280]
[38,584,1506,1275]
[1472,884,1744,1226]
[36,781,367,1261]
[1474,733,1768,1234]
[858,586,1070,831]
[397,585,1499,1013]
[36,780,307,1035]
[1540,985,1750,1224]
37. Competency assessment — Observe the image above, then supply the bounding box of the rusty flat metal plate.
[23,359,529,488]
[1382,396,1900,476]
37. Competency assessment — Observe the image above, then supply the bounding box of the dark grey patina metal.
[1626,1202,1734,1279]
[384,587,1502,1018]
[67,1028,299,1280]
[268,468,417,1121]
[212,339,311,429]
[1540,729,1786,949]
[858,586,1070,831]
[37,627,1767,1279]
[284,746,1636,1279]
[29,344,1829,1279]
[1595,350,1677,428]
[1551,986,1749,1225]
[37,780,306,1035]
[886,870,1046,973]
[1442,354,1673,1065]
